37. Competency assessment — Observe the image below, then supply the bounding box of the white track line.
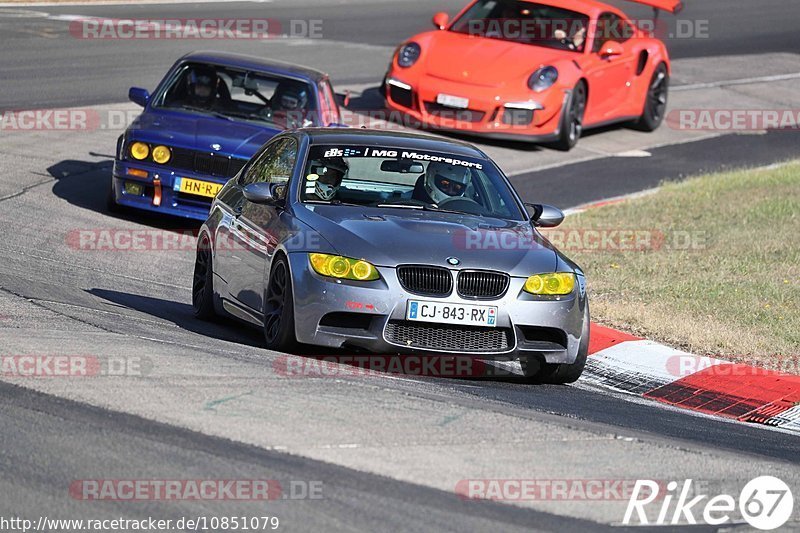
[673,72,800,91]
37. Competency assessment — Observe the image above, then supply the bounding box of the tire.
[262,255,298,352]
[192,235,217,320]
[632,62,669,132]
[106,180,121,213]
[522,309,590,384]
[379,75,387,98]
[552,81,587,151]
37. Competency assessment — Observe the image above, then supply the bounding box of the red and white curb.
[584,324,800,433]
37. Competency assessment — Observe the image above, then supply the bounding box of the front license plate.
[436,93,469,109]
[407,300,497,327]
[174,177,223,198]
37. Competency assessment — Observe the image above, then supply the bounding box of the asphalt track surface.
[1,0,799,108]
[1,0,799,530]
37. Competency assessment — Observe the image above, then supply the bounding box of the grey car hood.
[296,205,560,277]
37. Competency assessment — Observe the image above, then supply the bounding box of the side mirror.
[599,40,623,58]
[243,182,279,205]
[525,203,565,227]
[128,87,150,107]
[432,12,449,30]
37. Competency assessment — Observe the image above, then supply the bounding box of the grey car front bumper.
[288,253,587,364]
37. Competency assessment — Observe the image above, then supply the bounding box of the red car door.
[582,12,638,124]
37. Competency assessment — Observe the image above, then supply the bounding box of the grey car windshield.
[152,62,318,129]
[300,145,526,220]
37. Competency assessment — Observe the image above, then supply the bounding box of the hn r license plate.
[406,300,497,327]
[174,177,223,198]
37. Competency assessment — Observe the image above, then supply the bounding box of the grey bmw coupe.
[193,128,589,383]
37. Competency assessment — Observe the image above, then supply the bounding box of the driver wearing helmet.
[186,67,219,108]
[275,87,309,113]
[309,156,348,201]
[271,80,312,128]
[413,161,473,205]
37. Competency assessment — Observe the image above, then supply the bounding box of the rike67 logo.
[624,476,794,530]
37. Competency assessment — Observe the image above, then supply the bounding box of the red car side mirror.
[599,40,623,58]
[432,12,449,30]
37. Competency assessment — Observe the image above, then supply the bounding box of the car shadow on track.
[49,158,113,210]
[49,157,200,231]
[87,288,530,384]
[88,288,265,349]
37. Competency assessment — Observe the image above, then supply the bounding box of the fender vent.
[636,51,649,76]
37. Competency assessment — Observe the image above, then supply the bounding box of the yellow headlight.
[309,254,379,281]
[130,142,149,160]
[524,273,575,295]
[329,256,351,277]
[351,260,374,281]
[152,145,171,164]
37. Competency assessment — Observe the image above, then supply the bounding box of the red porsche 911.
[383,0,682,149]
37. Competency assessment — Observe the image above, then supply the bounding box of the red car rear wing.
[624,0,683,14]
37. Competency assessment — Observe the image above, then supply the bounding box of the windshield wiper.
[376,203,424,210]
[304,199,364,207]
[173,105,235,122]
[224,111,264,121]
[377,203,477,216]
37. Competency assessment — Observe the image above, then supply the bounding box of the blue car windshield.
[152,62,318,129]
[300,145,526,221]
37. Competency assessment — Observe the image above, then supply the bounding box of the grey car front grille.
[385,321,512,352]
[457,271,510,299]
[397,266,453,297]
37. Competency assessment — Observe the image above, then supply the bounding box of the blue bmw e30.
[109,50,343,220]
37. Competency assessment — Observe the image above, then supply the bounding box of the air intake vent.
[385,321,512,352]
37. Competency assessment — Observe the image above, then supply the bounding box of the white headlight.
[528,66,559,92]
[397,43,421,68]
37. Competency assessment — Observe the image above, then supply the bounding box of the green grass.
[548,161,800,367]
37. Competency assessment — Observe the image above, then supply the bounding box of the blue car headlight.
[397,43,421,68]
[528,66,558,92]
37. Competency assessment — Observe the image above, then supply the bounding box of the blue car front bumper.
[111,160,230,221]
